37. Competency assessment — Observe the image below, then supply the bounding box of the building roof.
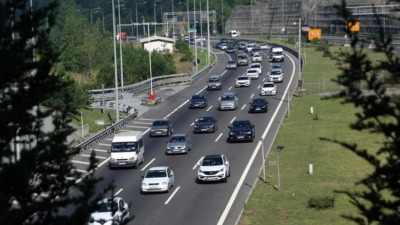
[140,36,175,43]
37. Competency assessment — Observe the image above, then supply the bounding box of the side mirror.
[214,119,217,122]
[252,125,255,128]
[141,176,144,178]
[228,126,231,128]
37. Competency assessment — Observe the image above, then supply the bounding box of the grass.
[239,39,393,224]
[189,46,216,74]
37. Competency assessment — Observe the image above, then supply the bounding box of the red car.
[120,32,128,42]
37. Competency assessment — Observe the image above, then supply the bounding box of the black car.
[234,39,241,45]
[226,46,235,53]
[215,42,222,49]
[228,41,235,46]
[249,98,268,113]
[194,116,218,133]
[228,120,255,142]
[189,94,208,108]
[220,38,227,43]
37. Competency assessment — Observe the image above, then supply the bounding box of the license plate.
[149,186,158,189]
[206,177,215,180]
[201,129,207,131]
[118,163,126,165]
[173,149,180,151]
[237,136,244,139]
[156,132,162,134]
[256,108,261,110]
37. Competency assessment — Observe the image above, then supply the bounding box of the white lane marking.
[75,157,110,184]
[127,125,149,129]
[241,104,246,110]
[71,160,90,165]
[93,149,108,152]
[99,143,111,146]
[131,121,152,124]
[81,154,108,159]
[66,177,75,180]
[250,94,254,98]
[196,86,208,94]
[141,158,156,171]
[106,139,113,141]
[142,128,151,135]
[193,157,204,170]
[164,186,181,204]
[217,53,296,225]
[257,85,260,89]
[263,78,266,81]
[206,106,213,111]
[164,100,190,119]
[115,188,123,196]
[220,70,228,77]
[137,118,156,121]
[190,122,194,126]
[228,86,232,90]
[230,117,236,123]
[215,133,223,142]
[76,169,87,173]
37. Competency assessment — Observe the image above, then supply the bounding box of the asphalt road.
[64,40,299,225]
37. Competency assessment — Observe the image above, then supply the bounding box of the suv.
[150,119,173,137]
[189,94,208,108]
[250,63,262,74]
[197,154,230,183]
[219,92,238,110]
[269,68,283,82]
[207,75,222,90]
[228,120,255,142]
[236,54,248,66]
[194,116,218,133]
[235,76,251,87]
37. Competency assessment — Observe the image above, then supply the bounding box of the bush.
[180,50,193,62]
[267,35,271,40]
[330,56,337,60]
[311,38,320,45]
[335,60,342,65]
[322,49,331,57]
[308,195,335,210]
[315,44,328,51]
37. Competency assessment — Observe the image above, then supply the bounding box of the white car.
[245,45,253,53]
[250,63,262,74]
[252,54,262,62]
[269,69,283,82]
[199,36,206,41]
[141,166,174,193]
[88,197,129,225]
[245,69,259,79]
[259,43,268,50]
[197,154,230,183]
[260,82,277,96]
[221,43,228,50]
[236,76,251,87]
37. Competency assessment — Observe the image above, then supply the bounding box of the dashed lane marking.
[250,94,254,98]
[193,157,204,170]
[228,86,232,90]
[230,117,236,123]
[191,122,194,126]
[215,133,223,142]
[241,104,246,110]
[99,143,111,146]
[164,186,181,204]
[81,154,108,159]
[93,149,107,152]
[141,158,156,171]
[257,85,260,89]
[206,106,213,111]
[71,160,90,165]
[115,188,123,196]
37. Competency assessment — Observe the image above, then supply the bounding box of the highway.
[65,40,299,225]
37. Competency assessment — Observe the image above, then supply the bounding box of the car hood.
[195,122,214,126]
[151,125,168,130]
[237,79,250,83]
[90,212,113,221]
[262,86,275,91]
[220,100,235,104]
[190,99,205,103]
[270,73,282,77]
[208,82,220,85]
[142,177,169,184]
[230,127,252,132]
[199,165,224,172]
[167,142,187,148]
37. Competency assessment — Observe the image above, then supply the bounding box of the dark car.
[234,39,241,45]
[194,116,218,133]
[189,94,208,108]
[249,98,268,113]
[150,119,173,137]
[220,38,227,43]
[228,41,235,46]
[215,42,222,49]
[228,120,255,142]
[226,46,235,53]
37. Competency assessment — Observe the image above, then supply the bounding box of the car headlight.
[200,101,204,104]
[229,132,235,136]
[162,129,167,131]
[161,182,168,185]
[209,125,214,128]
[112,215,120,222]
[167,145,171,150]
[128,157,134,161]
[245,131,252,134]
[142,183,148,186]
[220,168,224,172]
[181,145,186,148]
[216,83,220,86]
[250,107,254,109]
[262,106,266,108]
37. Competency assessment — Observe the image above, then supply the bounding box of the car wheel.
[167,130,171,136]
[196,177,203,184]
[108,163,113,170]
[134,160,139,168]
[166,184,170,193]
[228,167,231,177]
[212,127,216,133]
[223,174,228,183]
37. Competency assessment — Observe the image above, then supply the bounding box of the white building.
[140,36,175,54]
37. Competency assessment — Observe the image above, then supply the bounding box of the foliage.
[287,36,295,45]
[266,35,271,40]
[322,49,331,57]
[0,0,132,224]
[308,195,335,210]
[315,39,330,52]
[175,37,192,62]
[311,37,320,45]
[321,1,400,223]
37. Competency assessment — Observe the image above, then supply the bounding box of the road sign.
[121,93,133,103]
[181,33,184,37]
[201,13,207,21]
[213,30,216,34]
[281,27,285,32]
[188,28,197,32]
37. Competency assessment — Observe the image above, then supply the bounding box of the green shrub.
[323,49,331,57]
[308,195,335,210]
[338,51,346,57]
[315,45,328,51]
[311,38,320,45]
[267,35,271,40]
[330,56,337,60]
[335,60,342,65]
[180,50,193,62]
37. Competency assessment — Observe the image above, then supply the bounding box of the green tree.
[0,1,131,224]
[323,1,400,224]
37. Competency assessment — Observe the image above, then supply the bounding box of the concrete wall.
[143,41,173,53]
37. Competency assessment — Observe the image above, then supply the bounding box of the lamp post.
[154,0,163,35]
[157,5,163,34]
[172,0,175,37]
[294,18,301,85]
[221,0,223,35]
[136,1,147,43]
[179,1,189,35]
[123,7,134,37]
[112,0,120,122]
[91,7,100,24]
[95,10,105,33]
[276,146,284,191]
[117,0,124,89]
[194,0,198,72]
[206,0,210,65]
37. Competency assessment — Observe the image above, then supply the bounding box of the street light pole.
[117,0,124,89]
[179,1,188,34]
[200,0,202,39]
[194,0,198,72]
[147,23,154,97]
[136,2,147,43]
[298,17,301,81]
[123,8,134,37]
[91,7,100,24]
[221,0,223,35]
[207,0,210,65]
[112,0,120,122]
[96,11,105,33]
[154,0,162,35]
[172,0,175,36]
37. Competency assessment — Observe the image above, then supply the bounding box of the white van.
[270,47,284,62]
[228,30,237,37]
[108,131,145,169]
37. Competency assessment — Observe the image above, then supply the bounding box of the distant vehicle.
[226,60,237,70]
[184,36,190,41]
[271,64,284,73]
[235,76,251,88]
[248,40,256,47]
[207,75,222,90]
[270,47,284,62]
[260,82,277,96]
[189,94,208,108]
[250,63,262,74]
[141,167,174,193]
[88,197,129,225]
[228,30,237,37]
[221,43,228,50]
[215,42,222,49]
[238,43,246,50]
[237,54,249,66]
[194,116,218,133]
[108,131,145,169]
[249,98,268,113]
[228,120,255,142]
[251,48,260,56]
[166,134,191,154]
[269,68,283,82]
[234,39,241,45]
[245,69,259,79]
[197,154,230,183]
[219,92,238,110]
[227,46,235,53]
[252,53,262,62]
[220,38,228,43]
[245,45,253,53]
[259,43,268,50]
[120,32,128,42]
[150,119,173,137]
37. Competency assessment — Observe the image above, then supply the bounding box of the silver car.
[166,134,192,154]
[219,92,238,110]
[150,119,173,137]
[207,75,222,90]
[237,54,248,66]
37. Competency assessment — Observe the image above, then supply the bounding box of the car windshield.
[198,117,213,123]
[263,83,274,88]
[247,70,257,73]
[246,45,252,47]
[209,78,219,82]
[231,121,251,128]
[272,65,282,68]
[253,99,266,104]
[238,77,249,80]
[201,157,223,166]
[253,54,261,57]
[111,142,137,152]
[273,51,283,56]
[238,55,247,60]
[191,95,204,100]
[252,49,259,51]
[152,121,168,126]
[95,202,118,213]
[222,43,227,46]
[121,35,127,37]
[271,71,281,75]
[251,64,260,68]
[145,170,167,178]
[227,60,235,64]
[169,136,186,143]
[221,95,235,101]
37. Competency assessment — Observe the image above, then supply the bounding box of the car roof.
[210,75,220,78]
[221,92,236,96]
[204,154,223,158]
[271,68,281,72]
[153,119,169,122]
[263,82,274,85]
[148,166,168,171]
[170,134,186,137]
[192,94,204,97]
[233,119,251,123]
[238,76,249,79]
